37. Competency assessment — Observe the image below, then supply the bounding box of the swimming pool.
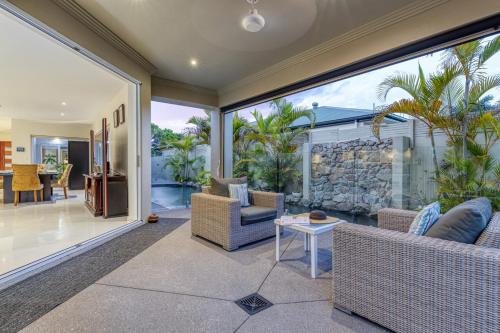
[151,185,199,210]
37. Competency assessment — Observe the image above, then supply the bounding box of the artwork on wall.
[113,104,125,128]
[118,104,125,125]
[113,109,119,128]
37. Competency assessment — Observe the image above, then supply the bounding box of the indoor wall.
[9,0,153,220]
[92,84,129,175]
[10,119,90,164]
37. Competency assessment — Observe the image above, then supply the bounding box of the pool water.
[152,185,199,210]
[151,185,378,226]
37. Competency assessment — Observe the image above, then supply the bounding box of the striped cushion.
[228,183,250,207]
[408,202,440,235]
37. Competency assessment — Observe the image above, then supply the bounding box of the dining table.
[0,170,58,204]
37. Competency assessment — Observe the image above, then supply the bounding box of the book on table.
[278,215,310,225]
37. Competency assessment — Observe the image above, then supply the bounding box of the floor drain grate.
[235,293,273,315]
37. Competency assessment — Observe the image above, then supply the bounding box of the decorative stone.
[307,138,393,215]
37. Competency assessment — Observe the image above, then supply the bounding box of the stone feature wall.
[309,138,393,215]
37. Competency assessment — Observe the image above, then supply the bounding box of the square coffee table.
[275,216,345,278]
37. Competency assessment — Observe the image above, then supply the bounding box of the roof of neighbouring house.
[291,105,406,128]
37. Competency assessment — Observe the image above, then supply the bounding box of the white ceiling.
[0,10,127,126]
[75,0,415,90]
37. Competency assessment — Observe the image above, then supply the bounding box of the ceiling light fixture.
[60,112,65,117]
[61,102,67,106]
[190,58,198,67]
[242,0,265,33]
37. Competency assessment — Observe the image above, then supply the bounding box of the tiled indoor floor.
[0,189,130,275]
[21,209,387,333]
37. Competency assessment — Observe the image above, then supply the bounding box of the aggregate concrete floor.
[20,209,387,332]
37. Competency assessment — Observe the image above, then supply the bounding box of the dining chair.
[51,164,73,199]
[12,164,43,206]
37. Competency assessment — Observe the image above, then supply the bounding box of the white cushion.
[228,183,249,207]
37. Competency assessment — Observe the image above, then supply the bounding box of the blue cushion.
[408,202,440,235]
[425,197,492,244]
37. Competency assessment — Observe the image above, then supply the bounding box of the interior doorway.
[0,4,141,287]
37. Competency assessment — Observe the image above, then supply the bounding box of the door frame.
[0,0,143,289]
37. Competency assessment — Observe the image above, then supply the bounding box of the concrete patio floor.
[22,209,387,332]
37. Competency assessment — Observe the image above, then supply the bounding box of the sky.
[152,34,500,131]
[151,102,204,132]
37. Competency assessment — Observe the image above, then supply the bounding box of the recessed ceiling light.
[61,102,67,106]
[60,112,65,117]
[190,58,198,67]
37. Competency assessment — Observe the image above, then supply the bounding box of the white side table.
[275,219,344,278]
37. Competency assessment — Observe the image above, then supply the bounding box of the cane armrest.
[377,208,417,232]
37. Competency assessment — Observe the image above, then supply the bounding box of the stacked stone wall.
[309,138,393,215]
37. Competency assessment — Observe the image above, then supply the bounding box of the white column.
[391,136,411,209]
[210,110,221,177]
[302,143,311,201]
[223,112,233,178]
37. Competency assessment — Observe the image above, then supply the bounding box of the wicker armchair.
[333,208,500,333]
[191,187,284,251]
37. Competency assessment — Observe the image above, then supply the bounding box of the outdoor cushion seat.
[192,187,284,251]
[240,205,277,226]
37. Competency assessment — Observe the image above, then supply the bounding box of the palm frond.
[479,35,500,67]
[377,72,419,101]
[468,75,500,106]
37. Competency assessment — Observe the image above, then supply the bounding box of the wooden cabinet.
[84,174,103,216]
[84,173,127,217]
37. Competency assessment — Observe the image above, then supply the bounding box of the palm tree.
[185,110,211,145]
[442,35,500,158]
[373,64,458,177]
[163,135,200,184]
[249,98,315,192]
[232,112,255,179]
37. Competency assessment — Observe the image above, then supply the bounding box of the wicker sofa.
[333,208,500,333]
[191,187,284,251]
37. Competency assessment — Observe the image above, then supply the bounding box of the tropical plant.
[195,169,211,186]
[373,64,459,177]
[43,153,57,165]
[151,123,182,156]
[246,98,315,192]
[436,148,500,211]
[442,35,500,158]
[163,135,204,184]
[232,112,257,180]
[373,36,500,210]
[185,110,211,145]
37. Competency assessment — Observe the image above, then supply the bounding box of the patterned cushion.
[228,183,250,207]
[209,177,247,197]
[408,202,440,235]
